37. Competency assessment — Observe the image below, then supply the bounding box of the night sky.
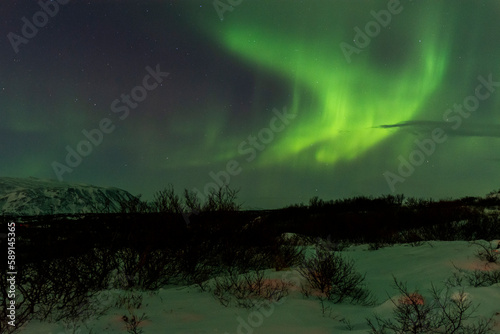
[1,0,499,209]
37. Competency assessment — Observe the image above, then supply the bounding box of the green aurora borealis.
[1,1,500,208]
[211,1,451,165]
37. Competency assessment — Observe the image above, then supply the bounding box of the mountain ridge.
[0,177,137,216]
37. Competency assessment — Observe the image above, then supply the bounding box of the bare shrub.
[314,236,351,252]
[184,261,215,292]
[202,185,241,212]
[184,188,201,212]
[150,184,184,214]
[273,242,305,271]
[174,244,218,291]
[114,248,144,289]
[119,194,150,213]
[114,247,180,290]
[117,291,148,334]
[465,270,500,287]
[367,277,493,334]
[1,247,115,333]
[211,269,290,308]
[470,241,499,264]
[298,246,373,305]
[448,266,500,288]
[128,248,179,290]
[368,242,388,251]
[122,313,148,334]
[32,253,112,322]
[250,235,305,271]
[0,267,37,333]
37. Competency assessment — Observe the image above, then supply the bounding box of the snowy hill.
[0,177,137,216]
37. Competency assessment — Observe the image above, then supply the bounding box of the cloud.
[375,120,500,138]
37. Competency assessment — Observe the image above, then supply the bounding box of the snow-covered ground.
[17,240,500,333]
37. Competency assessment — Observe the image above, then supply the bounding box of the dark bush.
[367,277,493,334]
[299,245,372,305]
[211,269,290,308]
[114,247,180,290]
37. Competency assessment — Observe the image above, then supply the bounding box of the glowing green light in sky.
[205,2,454,166]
